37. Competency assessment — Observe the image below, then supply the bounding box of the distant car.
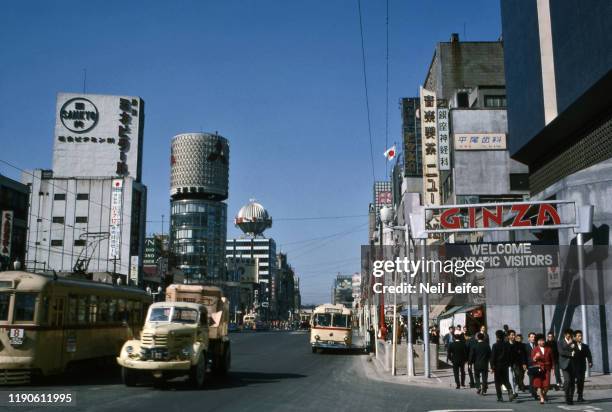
[228,322,240,333]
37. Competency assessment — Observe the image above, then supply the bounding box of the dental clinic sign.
[425,200,578,233]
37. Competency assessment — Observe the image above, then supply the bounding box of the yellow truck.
[117,301,209,388]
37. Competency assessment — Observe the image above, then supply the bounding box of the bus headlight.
[126,346,134,354]
[314,335,320,340]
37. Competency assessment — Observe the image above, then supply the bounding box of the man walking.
[507,330,527,393]
[448,332,468,389]
[469,332,491,395]
[573,330,592,403]
[491,330,516,402]
[443,326,455,363]
[559,328,578,405]
[525,332,538,400]
[465,327,476,388]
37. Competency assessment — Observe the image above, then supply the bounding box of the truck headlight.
[315,335,320,340]
[181,347,192,357]
[344,336,349,342]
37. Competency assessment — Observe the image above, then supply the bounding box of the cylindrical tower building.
[169,132,229,283]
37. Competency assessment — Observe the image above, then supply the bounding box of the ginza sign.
[425,200,578,233]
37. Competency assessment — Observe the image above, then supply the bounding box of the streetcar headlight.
[126,345,134,354]
[315,335,320,340]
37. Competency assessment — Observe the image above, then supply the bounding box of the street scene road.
[12,331,612,412]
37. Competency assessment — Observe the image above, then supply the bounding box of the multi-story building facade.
[500,0,612,373]
[24,93,147,285]
[0,175,29,270]
[169,132,229,284]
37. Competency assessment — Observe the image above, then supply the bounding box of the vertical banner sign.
[437,103,450,171]
[109,179,123,259]
[1,211,13,258]
[130,255,139,285]
[419,87,440,206]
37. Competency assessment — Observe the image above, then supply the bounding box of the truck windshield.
[313,313,331,327]
[0,292,9,321]
[148,307,198,324]
[332,314,349,328]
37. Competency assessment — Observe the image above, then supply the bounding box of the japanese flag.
[383,145,396,161]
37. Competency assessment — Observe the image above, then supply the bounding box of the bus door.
[50,296,66,371]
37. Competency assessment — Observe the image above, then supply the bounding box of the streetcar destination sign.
[425,200,578,233]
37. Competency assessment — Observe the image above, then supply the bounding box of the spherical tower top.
[235,199,272,237]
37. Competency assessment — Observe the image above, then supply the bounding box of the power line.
[357,0,376,183]
[385,0,390,178]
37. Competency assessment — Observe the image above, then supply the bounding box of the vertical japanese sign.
[1,211,13,258]
[437,103,450,171]
[419,87,440,206]
[109,179,123,259]
[130,255,139,285]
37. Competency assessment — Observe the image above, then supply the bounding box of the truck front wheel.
[189,352,207,389]
[121,367,139,387]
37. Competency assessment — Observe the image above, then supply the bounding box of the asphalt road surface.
[7,331,612,412]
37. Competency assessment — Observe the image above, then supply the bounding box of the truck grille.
[141,332,168,347]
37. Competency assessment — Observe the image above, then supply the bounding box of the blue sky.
[0,1,502,304]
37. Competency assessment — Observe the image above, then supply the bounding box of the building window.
[76,193,89,200]
[75,216,88,224]
[484,95,507,108]
[54,193,66,201]
[457,92,469,108]
[74,239,86,247]
[50,239,63,247]
[52,216,65,224]
[509,173,529,191]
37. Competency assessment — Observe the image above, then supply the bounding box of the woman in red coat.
[531,334,553,404]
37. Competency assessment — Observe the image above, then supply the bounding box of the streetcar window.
[77,296,88,324]
[332,314,348,328]
[68,296,77,324]
[0,292,9,321]
[14,293,37,322]
[99,299,109,322]
[109,299,117,321]
[313,313,331,327]
[89,296,98,323]
[117,299,126,322]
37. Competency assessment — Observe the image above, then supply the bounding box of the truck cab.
[117,301,209,388]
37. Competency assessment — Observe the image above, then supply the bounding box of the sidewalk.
[362,344,612,391]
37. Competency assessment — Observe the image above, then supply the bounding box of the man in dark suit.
[469,332,491,395]
[525,332,538,399]
[507,330,527,392]
[448,332,468,389]
[465,327,477,388]
[573,330,592,403]
[558,328,578,405]
[491,330,516,402]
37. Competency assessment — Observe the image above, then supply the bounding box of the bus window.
[332,314,348,328]
[0,292,9,320]
[14,293,37,322]
[313,313,332,327]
